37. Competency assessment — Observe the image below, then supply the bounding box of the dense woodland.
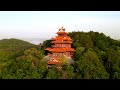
[0,31,120,79]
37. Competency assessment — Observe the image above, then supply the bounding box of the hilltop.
[0,38,38,74]
[0,38,35,49]
[0,31,120,79]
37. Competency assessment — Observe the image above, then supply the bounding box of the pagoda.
[45,26,75,65]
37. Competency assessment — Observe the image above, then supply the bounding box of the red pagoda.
[45,26,75,65]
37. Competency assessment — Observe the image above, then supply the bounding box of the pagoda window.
[54,53,57,57]
[69,45,71,47]
[53,53,55,56]
[57,53,60,57]
[68,52,69,56]
[60,53,62,56]
[61,52,63,56]
[65,52,68,56]
[69,44,70,47]
[68,44,69,47]
[61,53,63,56]
[70,52,73,55]
[68,52,70,56]
[67,44,69,47]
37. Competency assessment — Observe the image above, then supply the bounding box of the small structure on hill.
[44,26,76,65]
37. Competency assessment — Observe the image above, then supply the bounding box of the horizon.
[0,11,120,44]
[0,30,119,45]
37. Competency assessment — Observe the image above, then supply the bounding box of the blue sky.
[0,11,120,44]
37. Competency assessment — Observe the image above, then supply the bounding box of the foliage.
[0,31,120,79]
[74,49,109,79]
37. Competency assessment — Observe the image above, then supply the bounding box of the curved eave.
[56,32,67,34]
[67,50,76,52]
[51,51,66,52]
[51,41,72,44]
[63,38,72,41]
[47,59,60,65]
[45,48,52,51]
[47,62,57,65]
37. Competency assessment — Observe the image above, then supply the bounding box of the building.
[45,26,75,65]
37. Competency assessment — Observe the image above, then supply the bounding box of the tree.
[61,65,75,79]
[105,48,120,79]
[45,66,61,79]
[75,49,109,79]
[73,47,85,61]
[1,47,47,79]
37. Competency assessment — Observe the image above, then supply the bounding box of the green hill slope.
[68,31,120,79]
[0,38,37,71]
[0,38,35,49]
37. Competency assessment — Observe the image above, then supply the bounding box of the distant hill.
[19,38,48,45]
[0,38,35,50]
[0,38,38,72]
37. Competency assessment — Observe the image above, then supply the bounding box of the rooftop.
[45,47,76,52]
[56,26,68,35]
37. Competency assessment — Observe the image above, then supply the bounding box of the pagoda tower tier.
[45,26,76,65]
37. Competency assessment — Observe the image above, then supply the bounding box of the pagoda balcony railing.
[51,45,66,48]
[51,41,72,43]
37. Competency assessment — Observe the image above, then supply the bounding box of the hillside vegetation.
[0,31,120,79]
[0,38,37,77]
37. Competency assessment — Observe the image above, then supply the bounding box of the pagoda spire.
[59,26,65,32]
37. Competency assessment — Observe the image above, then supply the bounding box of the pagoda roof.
[45,47,52,51]
[47,56,75,65]
[51,37,56,40]
[48,48,67,52]
[55,26,68,35]
[47,58,60,65]
[56,31,67,34]
[45,47,76,52]
[47,61,57,65]
[51,41,72,44]
[52,36,72,41]
[63,36,72,41]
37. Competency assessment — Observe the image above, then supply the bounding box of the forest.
[0,31,120,79]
